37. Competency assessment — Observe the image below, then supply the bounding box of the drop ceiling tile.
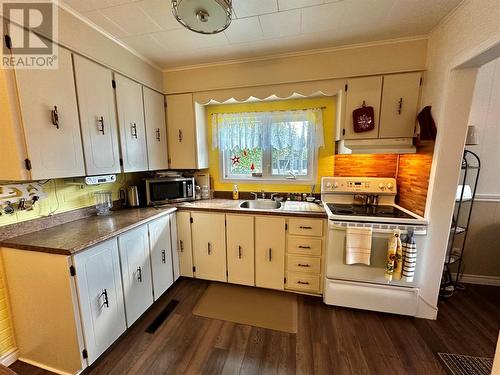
[300,1,347,34]
[151,28,229,51]
[259,9,301,39]
[62,0,112,13]
[137,0,181,31]
[225,17,263,43]
[120,33,169,64]
[100,3,162,35]
[232,0,278,18]
[84,10,130,38]
[278,0,324,12]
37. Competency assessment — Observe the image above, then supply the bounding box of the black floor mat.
[145,299,179,334]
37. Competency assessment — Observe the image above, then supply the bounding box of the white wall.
[419,0,500,316]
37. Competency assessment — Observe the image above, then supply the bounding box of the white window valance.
[212,109,324,152]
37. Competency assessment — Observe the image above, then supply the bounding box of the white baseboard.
[0,348,18,367]
[455,273,500,286]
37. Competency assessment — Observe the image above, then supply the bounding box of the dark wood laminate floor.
[10,279,500,375]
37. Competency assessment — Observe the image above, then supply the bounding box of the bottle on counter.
[232,184,239,200]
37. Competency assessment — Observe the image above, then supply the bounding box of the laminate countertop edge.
[176,205,328,218]
[0,207,177,256]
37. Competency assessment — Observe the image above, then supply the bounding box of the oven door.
[325,221,426,287]
[146,178,194,205]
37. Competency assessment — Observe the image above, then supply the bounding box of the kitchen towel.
[345,227,373,265]
[402,232,417,282]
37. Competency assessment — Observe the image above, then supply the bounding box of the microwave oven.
[139,177,195,205]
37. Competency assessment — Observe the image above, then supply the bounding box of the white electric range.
[321,177,427,316]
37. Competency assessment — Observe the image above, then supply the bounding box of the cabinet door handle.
[299,226,313,229]
[131,123,138,139]
[268,248,272,261]
[179,240,184,252]
[238,245,242,259]
[298,263,310,268]
[297,281,310,285]
[97,116,105,135]
[397,97,403,115]
[155,128,161,141]
[50,106,59,129]
[298,245,311,249]
[161,249,166,263]
[178,129,183,142]
[208,242,212,255]
[101,288,109,308]
[137,266,142,282]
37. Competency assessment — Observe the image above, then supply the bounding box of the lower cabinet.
[73,238,127,364]
[255,216,286,290]
[226,215,255,286]
[176,211,194,277]
[118,225,154,326]
[191,212,227,282]
[148,215,174,300]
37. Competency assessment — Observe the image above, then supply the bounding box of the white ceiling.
[61,0,462,70]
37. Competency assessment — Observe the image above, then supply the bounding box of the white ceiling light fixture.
[171,0,232,35]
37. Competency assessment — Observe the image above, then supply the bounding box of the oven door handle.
[329,223,426,236]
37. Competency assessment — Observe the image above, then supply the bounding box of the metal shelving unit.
[440,150,481,298]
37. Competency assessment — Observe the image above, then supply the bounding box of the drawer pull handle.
[297,281,310,285]
[298,263,310,267]
[101,289,109,308]
[50,106,59,129]
[137,266,142,282]
[179,240,184,252]
[155,128,161,141]
[178,129,183,142]
[299,226,313,229]
[131,123,138,139]
[208,242,212,255]
[268,248,272,261]
[161,249,166,263]
[97,116,105,135]
[298,245,311,249]
[238,245,242,259]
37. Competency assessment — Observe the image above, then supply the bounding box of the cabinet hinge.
[419,77,423,86]
[226,270,228,277]
[284,277,287,284]
[69,265,76,276]
[190,217,193,224]
[192,266,196,272]
[119,158,123,166]
[344,83,348,92]
[4,34,12,50]
[24,158,32,171]
[342,129,346,136]
[285,223,288,231]
[82,349,88,359]
[112,79,116,89]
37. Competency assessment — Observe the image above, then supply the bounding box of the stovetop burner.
[326,203,414,219]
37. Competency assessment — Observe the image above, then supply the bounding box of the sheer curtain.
[212,109,324,152]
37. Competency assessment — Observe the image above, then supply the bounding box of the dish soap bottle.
[232,184,239,200]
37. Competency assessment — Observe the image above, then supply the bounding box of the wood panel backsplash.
[334,154,398,177]
[396,147,434,217]
[334,149,433,216]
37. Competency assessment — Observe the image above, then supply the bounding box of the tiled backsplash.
[334,148,433,216]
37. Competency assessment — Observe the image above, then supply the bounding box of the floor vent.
[145,299,179,334]
[438,353,493,375]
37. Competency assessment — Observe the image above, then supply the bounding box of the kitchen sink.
[239,199,282,210]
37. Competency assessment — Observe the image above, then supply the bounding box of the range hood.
[338,138,416,154]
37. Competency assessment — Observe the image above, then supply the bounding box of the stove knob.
[333,182,339,189]
[387,183,394,190]
[378,183,385,189]
[326,182,332,189]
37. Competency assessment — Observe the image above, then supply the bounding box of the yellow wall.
[207,97,336,193]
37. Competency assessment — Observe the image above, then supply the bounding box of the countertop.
[176,199,327,218]
[0,206,177,256]
[0,199,326,256]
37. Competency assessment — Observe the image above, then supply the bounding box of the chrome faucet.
[260,190,266,199]
[250,192,258,200]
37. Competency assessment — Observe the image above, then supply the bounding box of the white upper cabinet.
[379,72,422,138]
[115,74,148,172]
[166,93,208,170]
[73,55,121,175]
[343,76,383,140]
[143,87,169,171]
[14,47,85,179]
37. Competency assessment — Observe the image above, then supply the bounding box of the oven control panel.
[321,177,397,194]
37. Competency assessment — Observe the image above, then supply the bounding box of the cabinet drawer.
[287,255,321,274]
[287,237,322,256]
[286,272,321,293]
[288,218,323,237]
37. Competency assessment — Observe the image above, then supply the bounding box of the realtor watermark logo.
[2,1,58,69]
